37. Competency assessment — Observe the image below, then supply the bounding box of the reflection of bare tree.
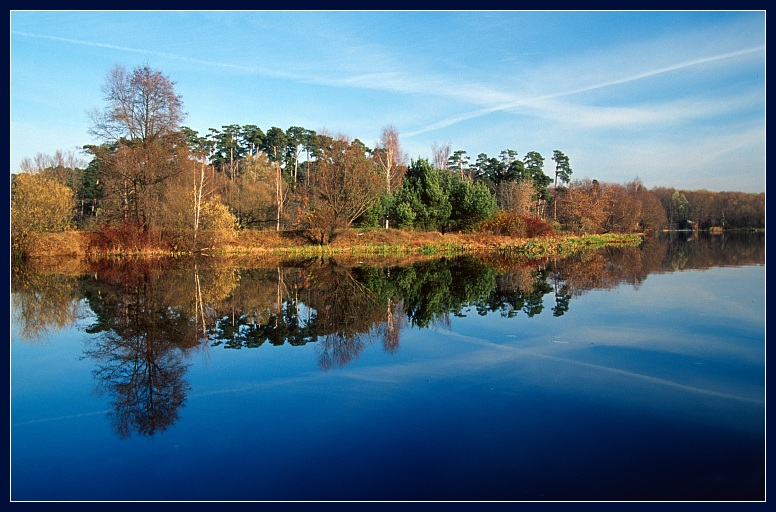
[317,331,369,371]
[194,267,207,340]
[663,232,765,270]
[23,240,768,442]
[88,331,188,438]
[82,260,195,438]
[542,233,765,304]
[202,260,409,363]
[380,298,406,354]
[494,265,538,294]
[11,264,85,343]
[157,259,239,345]
[306,260,386,370]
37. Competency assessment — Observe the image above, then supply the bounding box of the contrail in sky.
[403,45,764,137]
[12,30,298,79]
[13,30,762,138]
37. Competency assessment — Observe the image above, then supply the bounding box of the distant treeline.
[11,64,764,258]
[651,187,764,231]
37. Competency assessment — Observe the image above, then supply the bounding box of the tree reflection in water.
[86,329,188,438]
[10,232,765,437]
[11,263,85,343]
[79,260,200,438]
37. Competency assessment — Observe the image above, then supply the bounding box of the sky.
[9,10,766,193]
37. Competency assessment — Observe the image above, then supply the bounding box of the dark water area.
[10,232,765,501]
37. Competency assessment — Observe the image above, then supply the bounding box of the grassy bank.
[237,230,642,260]
[17,228,643,262]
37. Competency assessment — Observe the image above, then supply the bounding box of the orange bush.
[522,215,555,237]
[480,212,555,238]
[88,223,155,253]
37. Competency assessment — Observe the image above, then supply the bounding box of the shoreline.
[15,229,644,262]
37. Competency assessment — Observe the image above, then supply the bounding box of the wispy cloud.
[404,46,765,137]
[522,88,764,129]
[12,30,298,79]
[12,29,513,107]
[18,28,761,134]
[576,124,765,191]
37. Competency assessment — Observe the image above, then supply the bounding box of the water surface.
[10,233,765,501]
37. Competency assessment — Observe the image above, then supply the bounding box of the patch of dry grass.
[21,228,641,261]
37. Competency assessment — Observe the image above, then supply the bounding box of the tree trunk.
[275,162,283,231]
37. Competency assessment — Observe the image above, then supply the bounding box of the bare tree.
[495,180,536,215]
[18,149,87,204]
[306,135,383,244]
[556,179,607,235]
[432,141,451,170]
[374,125,405,191]
[232,153,277,228]
[373,125,407,227]
[89,65,187,232]
[89,64,185,145]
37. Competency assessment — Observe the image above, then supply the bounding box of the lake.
[10,232,765,502]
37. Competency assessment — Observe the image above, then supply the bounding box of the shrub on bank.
[480,212,555,238]
[88,223,156,254]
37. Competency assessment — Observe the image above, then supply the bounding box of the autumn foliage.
[11,64,765,259]
[88,223,156,254]
[11,173,75,257]
[480,212,555,238]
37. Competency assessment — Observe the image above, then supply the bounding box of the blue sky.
[10,10,765,193]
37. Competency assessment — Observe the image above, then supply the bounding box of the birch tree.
[432,141,451,170]
[262,127,290,231]
[371,126,406,227]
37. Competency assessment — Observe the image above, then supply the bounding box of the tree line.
[11,64,765,258]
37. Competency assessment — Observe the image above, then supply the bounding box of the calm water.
[10,233,765,501]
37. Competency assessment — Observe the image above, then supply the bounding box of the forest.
[10,64,765,259]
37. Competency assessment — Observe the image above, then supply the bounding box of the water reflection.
[10,263,85,343]
[79,260,199,438]
[10,232,764,438]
